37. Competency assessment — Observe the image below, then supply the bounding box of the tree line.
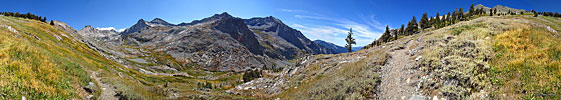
[0,11,48,23]
[489,8,525,16]
[361,4,488,49]
[537,11,561,18]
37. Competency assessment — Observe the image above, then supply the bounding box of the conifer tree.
[381,25,391,42]
[458,8,464,21]
[406,16,418,35]
[447,12,451,25]
[435,13,440,28]
[534,11,538,17]
[420,13,429,29]
[399,24,404,39]
[50,20,54,25]
[490,9,493,16]
[452,11,457,23]
[468,4,475,17]
[345,28,356,52]
[429,15,434,27]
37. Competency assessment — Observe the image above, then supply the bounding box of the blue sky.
[1,0,560,46]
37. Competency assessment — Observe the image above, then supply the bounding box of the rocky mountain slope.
[244,16,343,59]
[227,11,561,100]
[475,4,527,14]
[312,40,348,53]
[76,12,343,72]
[4,12,349,99]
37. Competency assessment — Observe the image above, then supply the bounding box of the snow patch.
[95,27,116,31]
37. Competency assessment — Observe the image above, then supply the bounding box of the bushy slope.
[0,15,114,99]
[415,15,561,99]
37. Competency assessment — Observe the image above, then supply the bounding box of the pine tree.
[420,13,429,29]
[452,11,457,23]
[406,16,418,35]
[345,28,356,52]
[398,24,404,39]
[458,8,464,21]
[428,16,436,28]
[490,9,493,16]
[381,25,392,42]
[534,11,538,17]
[447,12,451,25]
[50,20,54,25]
[468,4,475,17]
[435,13,440,28]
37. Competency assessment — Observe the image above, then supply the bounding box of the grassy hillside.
[0,15,114,99]
[490,16,561,99]
[0,15,256,100]
[415,15,561,99]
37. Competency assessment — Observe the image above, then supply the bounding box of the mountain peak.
[475,4,488,8]
[121,19,150,35]
[244,16,284,26]
[150,18,173,26]
[84,25,93,28]
[179,12,234,26]
[218,12,232,17]
[210,12,233,19]
[137,19,146,23]
[491,4,526,13]
[151,18,164,22]
[494,5,504,8]
[81,25,95,31]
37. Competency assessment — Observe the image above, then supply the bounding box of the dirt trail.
[91,72,119,100]
[378,40,422,100]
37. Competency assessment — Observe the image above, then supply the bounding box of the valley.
[0,3,560,100]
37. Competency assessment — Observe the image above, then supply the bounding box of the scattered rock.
[7,26,18,33]
[87,95,94,99]
[547,26,557,33]
[409,95,427,100]
[50,33,62,41]
[415,56,422,61]
[83,82,96,93]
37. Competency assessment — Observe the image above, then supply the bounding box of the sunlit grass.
[490,25,561,99]
[0,16,92,99]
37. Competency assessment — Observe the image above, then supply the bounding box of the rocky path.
[91,72,119,100]
[378,40,422,100]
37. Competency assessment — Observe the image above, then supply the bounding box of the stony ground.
[378,39,423,100]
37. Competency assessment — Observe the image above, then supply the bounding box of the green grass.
[415,15,561,99]
[490,25,561,99]
[0,15,114,99]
